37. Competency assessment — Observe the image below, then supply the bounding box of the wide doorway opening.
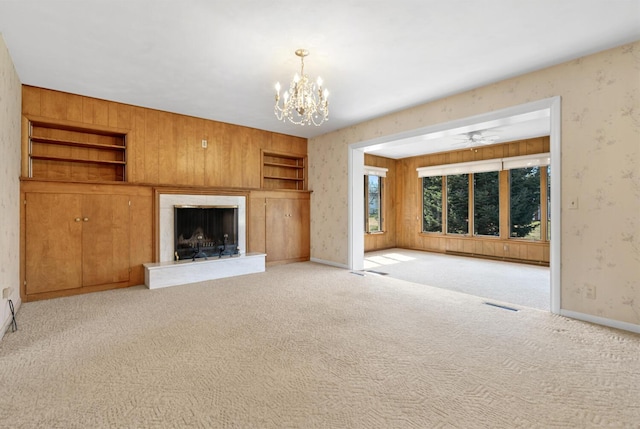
[348,97,561,313]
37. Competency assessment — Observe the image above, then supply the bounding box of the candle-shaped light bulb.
[293,73,299,83]
[283,91,289,102]
[323,89,329,99]
[275,82,281,93]
[317,76,323,87]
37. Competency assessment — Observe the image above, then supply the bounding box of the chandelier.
[274,49,329,126]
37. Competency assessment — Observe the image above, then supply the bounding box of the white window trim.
[364,165,388,177]
[416,152,550,177]
[502,153,550,170]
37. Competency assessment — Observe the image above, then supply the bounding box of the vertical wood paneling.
[22,85,307,189]
[82,97,109,126]
[22,86,41,116]
[144,109,160,184]
[173,114,188,185]
[40,89,67,120]
[129,193,153,284]
[131,106,146,183]
[398,137,550,263]
[108,101,119,128]
[248,197,266,253]
[203,120,218,186]
[192,118,206,187]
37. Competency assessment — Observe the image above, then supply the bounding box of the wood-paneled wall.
[395,137,550,264]
[20,86,310,300]
[22,86,307,188]
[364,154,397,252]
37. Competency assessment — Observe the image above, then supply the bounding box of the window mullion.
[499,170,509,240]
[468,173,474,236]
[442,176,448,234]
[540,167,548,241]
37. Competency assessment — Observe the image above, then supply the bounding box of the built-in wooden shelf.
[30,136,127,152]
[26,117,127,183]
[261,150,307,190]
[30,155,127,166]
[263,161,305,169]
[263,175,305,181]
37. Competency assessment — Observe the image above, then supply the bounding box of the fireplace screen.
[174,205,239,260]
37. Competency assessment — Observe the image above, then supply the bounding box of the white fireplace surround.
[159,194,247,263]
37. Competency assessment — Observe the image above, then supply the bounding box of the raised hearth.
[144,253,265,289]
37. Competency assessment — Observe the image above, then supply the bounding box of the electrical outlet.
[201,139,208,148]
[2,287,12,299]
[585,285,596,300]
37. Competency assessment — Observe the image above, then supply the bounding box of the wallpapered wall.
[0,34,22,338]
[308,42,640,326]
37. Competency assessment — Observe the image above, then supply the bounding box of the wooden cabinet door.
[265,198,290,262]
[248,197,267,254]
[25,193,83,294]
[82,194,130,287]
[265,198,310,262]
[288,198,310,260]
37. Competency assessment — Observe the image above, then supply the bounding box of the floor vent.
[366,270,389,276]
[484,302,519,312]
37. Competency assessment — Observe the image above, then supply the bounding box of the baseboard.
[560,309,640,334]
[310,257,349,269]
[0,297,21,342]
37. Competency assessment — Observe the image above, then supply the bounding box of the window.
[509,167,541,239]
[474,171,499,236]
[447,174,469,234]
[422,176,442,232]
[365,175,383,233]
[418,153,550,242]
[547,165,551,241]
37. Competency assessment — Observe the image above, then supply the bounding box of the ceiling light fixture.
[274,49,329,126]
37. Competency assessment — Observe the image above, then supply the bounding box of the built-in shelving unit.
[261,150,307,190]
[27,119,127,182]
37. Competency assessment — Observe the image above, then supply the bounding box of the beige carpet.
[0,262,638,428]
[364,249,550,311]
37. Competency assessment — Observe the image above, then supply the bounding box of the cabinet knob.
[75,217,81,222]
[83,217,89,222]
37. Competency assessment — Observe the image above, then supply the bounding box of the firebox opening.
[174,205,239,260]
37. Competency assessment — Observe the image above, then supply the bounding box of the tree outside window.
[422,176,442,232]
[447,174,469,234]
[365,175,383,233]
[474,171,500,236]
[510,167,541,239]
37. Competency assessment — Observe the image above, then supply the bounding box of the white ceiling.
[1,1,639,157]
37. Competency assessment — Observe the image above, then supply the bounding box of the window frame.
[364,174,384,234]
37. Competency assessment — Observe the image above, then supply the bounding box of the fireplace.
[158,194,247,263]
[146,193,261,290]
[174,205,239,260]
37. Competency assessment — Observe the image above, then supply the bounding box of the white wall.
[0,33,22,340]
